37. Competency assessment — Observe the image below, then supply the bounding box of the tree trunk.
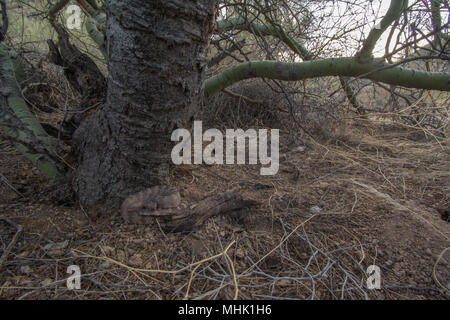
[72,0,217,208]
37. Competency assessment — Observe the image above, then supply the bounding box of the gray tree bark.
[72,0,217,208]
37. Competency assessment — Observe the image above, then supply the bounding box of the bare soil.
[0,121,449,300]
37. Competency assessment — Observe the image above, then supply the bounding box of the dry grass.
[0,41,448,300]
[1,117,449,299]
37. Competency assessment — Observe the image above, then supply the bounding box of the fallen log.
[121,186,258,232]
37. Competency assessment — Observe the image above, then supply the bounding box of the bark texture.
[72,0,217,208]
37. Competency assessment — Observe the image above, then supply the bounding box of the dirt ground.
[0,120,449,300]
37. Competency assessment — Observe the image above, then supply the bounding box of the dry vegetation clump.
[20,61,81,133]
[203,77,350,146]
[203,80,284,130]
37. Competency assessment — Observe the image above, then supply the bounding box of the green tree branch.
[0,44,63,179]
[204,57,450,95]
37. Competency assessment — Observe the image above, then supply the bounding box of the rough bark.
[72,0,217,208]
